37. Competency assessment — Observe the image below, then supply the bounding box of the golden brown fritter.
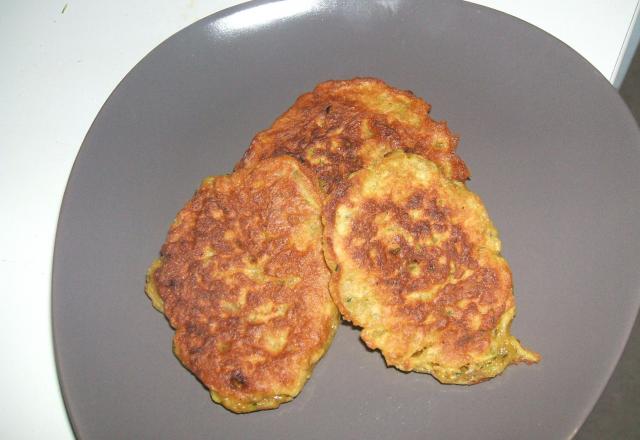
[146,157,339,412]
[236,78,469,194]
[322,151,539,384]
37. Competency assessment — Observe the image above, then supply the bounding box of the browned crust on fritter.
[236,78,469,194]
[150,156,338,411]
[322,152,538,383]
[324,183,508,365]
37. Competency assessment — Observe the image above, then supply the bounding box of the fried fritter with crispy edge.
[145,156,339,412]
[236,78,469,194]
[322,151,539,384]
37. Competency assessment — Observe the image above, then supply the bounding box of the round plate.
[52,1,640,438]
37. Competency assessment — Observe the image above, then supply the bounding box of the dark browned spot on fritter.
[230,370,248,389]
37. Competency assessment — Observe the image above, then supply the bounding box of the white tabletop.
[2,1,638,438]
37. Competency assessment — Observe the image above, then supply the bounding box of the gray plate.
[52,1,640,438]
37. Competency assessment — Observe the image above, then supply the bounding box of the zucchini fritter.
[237,78,469,194]
[146,157,339,412]
[322,151,539,384]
